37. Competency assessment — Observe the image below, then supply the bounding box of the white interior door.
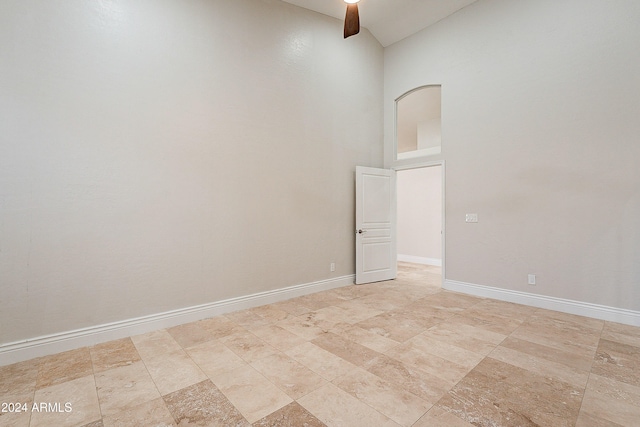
[355,166,397,285]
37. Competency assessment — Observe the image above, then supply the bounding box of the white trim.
[0,275,355,366]
[397,254,442,267]
[444,279,640,327]
[397,147,441,160]
[393,159,444,171]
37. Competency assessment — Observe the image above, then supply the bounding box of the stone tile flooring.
[1,263,639,426]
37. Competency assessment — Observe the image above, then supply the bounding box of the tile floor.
[1,262,639,426]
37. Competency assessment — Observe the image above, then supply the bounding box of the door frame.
[393,159,445,285]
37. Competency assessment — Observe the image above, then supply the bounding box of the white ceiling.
[280,0,478,47]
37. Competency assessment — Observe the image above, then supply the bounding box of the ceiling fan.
[343,0,360,39]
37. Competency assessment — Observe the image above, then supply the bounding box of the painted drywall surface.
[0,0,383,345]
[397,167,442,262]
[417,119,441,150]
[384,0,640,310]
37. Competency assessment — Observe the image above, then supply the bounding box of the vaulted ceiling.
[280,0,478,47]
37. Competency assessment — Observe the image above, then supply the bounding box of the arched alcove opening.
[396,85,441,160]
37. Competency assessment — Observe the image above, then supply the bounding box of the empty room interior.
[1,0,639,426]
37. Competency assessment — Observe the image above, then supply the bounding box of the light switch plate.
[465,213,478,223]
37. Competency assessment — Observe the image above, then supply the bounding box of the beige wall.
[0,0,383,346]
[385,0,640,310]
[397,167,442,264]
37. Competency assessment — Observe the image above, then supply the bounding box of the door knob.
[356,229,367,234]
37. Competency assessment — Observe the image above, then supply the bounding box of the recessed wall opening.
[396,85,441,160]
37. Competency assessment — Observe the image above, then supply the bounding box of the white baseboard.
[444,279,640,327]
[0,274,355,366]
[397,254,442,267]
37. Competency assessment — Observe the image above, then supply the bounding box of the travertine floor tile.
[584,373,640,406]
[252,401,326,427]
[534,308,605,332]
[312,332,382,367]
[509,327,598,363]
[574,411,624,427]
[95,361,160,417]
[332,366,431,426]
[0,392,33,427]
[356,311,427,343]
[447,308,524,336]
[331,322,400,353]
[102,398,176,427]
[166,321,215,348]
[185,339,247,378]
[405,333,485,369]
[403,308,450,329]
[251,352,327,399]
[246,324,307,352]
[36,347,93,390]
[144,349,207,395]
[269,299,314,317]
[297,291,348,310]
[404,299,465,320]
[297,383,400,427]
[392,280,440,297]
[197,316,245,339]
[363,354,453,403]
[592,338,640,387]
[422,322,505,356]
[289,294,333,312]
[313,302,383,324]
[0,358,38,399]
[353,290,415,311]
[211,365,292,423]
[472,299,538,318]
[224,309,271,329]
[499,336,594,372]
[275,314,334,340]
[602,321,640,347]
[130,330,182,360]
[218,329,280,363]
[413,291,482,312]
[576,373,640,426]
[413,406,475,427]
[328,284,378,300]
[511,312,602,358]
[285,342,358,381]
[437,357,583,427]
[163,380,249,426]
[249,305,292,323]
[579,386,640,426]
[31,375,101,427]
[384,341,471,385]
[90,338,141,373]
[488,345,589,389]
[601,329,640,348]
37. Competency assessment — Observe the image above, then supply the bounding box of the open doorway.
[396,165,443,287]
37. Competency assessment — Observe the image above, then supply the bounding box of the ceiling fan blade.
[344,3,360,39]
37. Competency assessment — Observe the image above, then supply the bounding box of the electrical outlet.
[330,262,335,272]
[465,213,478,223]
[528,274,536,285]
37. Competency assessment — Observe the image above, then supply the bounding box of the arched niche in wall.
[395,85,441,160]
